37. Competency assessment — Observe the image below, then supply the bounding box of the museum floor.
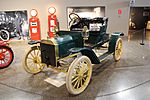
[0,30,150,100]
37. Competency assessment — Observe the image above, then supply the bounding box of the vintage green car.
[23,13,123,95]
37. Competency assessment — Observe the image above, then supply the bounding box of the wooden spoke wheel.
[23,46,44,74]
[66,56,92,95]
[113,38,122,61]
[0,46,14,68]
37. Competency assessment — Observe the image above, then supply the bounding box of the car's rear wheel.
[113,38,122,61]
[66,56,92,95]
[0,29,10,41]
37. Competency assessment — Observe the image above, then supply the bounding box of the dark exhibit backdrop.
[0,10,28,40]
[129,7,150,30]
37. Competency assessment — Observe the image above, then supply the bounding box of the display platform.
[44,71,66,87]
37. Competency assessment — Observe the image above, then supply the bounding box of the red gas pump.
[48,7,58,38]
[29,9,41,40]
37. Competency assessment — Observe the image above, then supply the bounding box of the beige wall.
[0,0,133,39]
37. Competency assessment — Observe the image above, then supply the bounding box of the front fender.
[70,47,100,64]
[28,40,41,45]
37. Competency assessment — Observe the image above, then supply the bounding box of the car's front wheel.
[23,46,45,74]
[66,56,92,95]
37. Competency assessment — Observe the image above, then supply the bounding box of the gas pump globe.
[30,9,38,17]
[48,7,56,15]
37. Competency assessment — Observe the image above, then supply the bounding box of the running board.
[98,52,112,62]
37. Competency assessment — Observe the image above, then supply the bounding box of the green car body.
[40,30,123,67]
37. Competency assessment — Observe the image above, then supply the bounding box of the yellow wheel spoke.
[31,63,36,68]
[27,59,34,64]
[80,78,83,87]
[73,78,79,88]
[27,60,34,64]
[72,76,79,83]
[37,50,40,56]
[30,52,35,58]
[33,50,36,56]
[33,62,38,68]
[35,50,39,56]
[83,74,87,77]
[27,57,34,60]
[76,78,80,89]
[82,76,86,82]
[83,68,88,74]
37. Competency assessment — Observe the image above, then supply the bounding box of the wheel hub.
[33,58,37,63]
[78,72,84,77]
[33,56,40,64]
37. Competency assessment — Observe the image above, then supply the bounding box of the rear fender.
[108,32,123,53]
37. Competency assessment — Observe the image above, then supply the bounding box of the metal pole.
[140,28,145,45]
